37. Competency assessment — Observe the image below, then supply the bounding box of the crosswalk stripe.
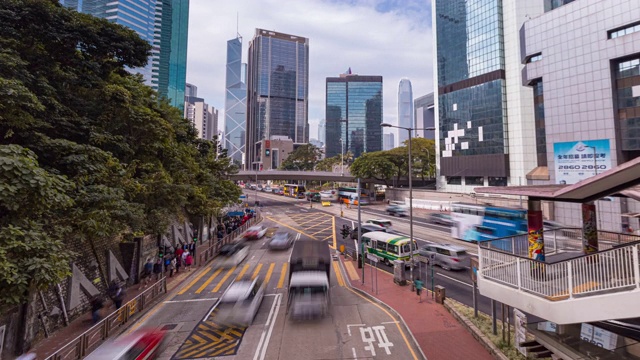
[236,263,251,280]
[212,266,237,293]
[178,267,211,295]
[195,268,223,294]
[264,263,275,285]
[277,263,288,289]
[251,263,263,280]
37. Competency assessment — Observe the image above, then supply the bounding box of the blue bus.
[450,203,527,242]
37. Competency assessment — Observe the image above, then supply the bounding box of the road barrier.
[45,277,167,360]
[198,213,263,266]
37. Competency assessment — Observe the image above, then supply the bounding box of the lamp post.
[252,161,260,206]
[340,137,345,176]
[381,123,436,285]
[585,145,598,175]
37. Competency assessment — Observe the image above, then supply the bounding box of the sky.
[186,0,433,141]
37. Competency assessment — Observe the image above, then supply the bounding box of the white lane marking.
[254,293,282,360]
[351,220,355,229]
[164,298,217,304]
[203,299,220,320]
[351,347,358,359]
[436,273,473,288]
[347,323,366,336]
[381,321,399,325]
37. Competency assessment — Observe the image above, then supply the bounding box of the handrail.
[45,277,167,360]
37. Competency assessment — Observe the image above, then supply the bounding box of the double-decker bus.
[337,187,369,205]
[283,184,306,198]
[361,231,417,266]
[450,203,528,242]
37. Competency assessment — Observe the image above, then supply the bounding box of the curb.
[443,300,509,360]
[337,255,428,360]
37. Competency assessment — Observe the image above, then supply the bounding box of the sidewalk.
[31,240,213,359]
[340,255,493,360]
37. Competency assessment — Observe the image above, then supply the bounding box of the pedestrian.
[175,245,184,262]
[175,254,182,273]
[168,256,176,277]
[153,259,163,281]
[139,258,153,289]
[90,295,104,324]
[185,252,193,271]
[108,280,125,309]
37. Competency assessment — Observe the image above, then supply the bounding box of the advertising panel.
[553,139,611,184]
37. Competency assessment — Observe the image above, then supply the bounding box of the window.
[388,245,399,255]
[488,177,507,186]
[446,176,462,185]
[526,53,542,63]
[436,247,451,256]
[376,241,387,252]
[609,22,640,39]
[465,176,484,186]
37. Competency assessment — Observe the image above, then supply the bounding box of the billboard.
[553,139,611,184]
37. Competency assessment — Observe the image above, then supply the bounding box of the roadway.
[112,199,420,360]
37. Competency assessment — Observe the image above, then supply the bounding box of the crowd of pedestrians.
[216,211,254,239]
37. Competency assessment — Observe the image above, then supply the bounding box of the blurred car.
[417,243,470,271]
[257,184,263,191]
[365,219,393,232]
[85,329,166,360]
[264,185,272,192]
[426,213,453,226]
[268,232,293,250]
[216,278,265,327]
[350,224,388,239]
[244,225,267,239]
[215,243,249,269]
[386,204,408,217]
[250,184,257,190]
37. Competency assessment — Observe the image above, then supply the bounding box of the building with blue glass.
[397,78,414,146]
[245,29,309,170]
[433,0,540,192]
[160,0,189,111]
[224,36,247,166]
[325,74,383,159]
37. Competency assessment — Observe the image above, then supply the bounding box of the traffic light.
[341,225,350,239]
[193,236,198,243]
[265,149,270,157]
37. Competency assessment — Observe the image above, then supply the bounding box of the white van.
[365,219,393,232]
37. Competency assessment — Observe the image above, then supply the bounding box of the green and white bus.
[361,232,417,266]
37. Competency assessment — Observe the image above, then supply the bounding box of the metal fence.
[44,277,167,360]
[198,213,262,266]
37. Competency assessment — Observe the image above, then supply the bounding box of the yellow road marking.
[178,268,211,295]
[266,216,317,240]
[251,263,263,280]
[196,268,223,294]
[212,266,236,293]
[332,262,345,287]
[344,261,360,280]
[236,263,251,280]
[264,263,275,285]
[331,216,337,249]
[294,215,331,227]
[277,263,288,288]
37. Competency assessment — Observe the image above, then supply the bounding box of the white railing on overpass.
[478,229,640,301]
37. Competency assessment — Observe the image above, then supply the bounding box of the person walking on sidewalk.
[168,256,176,277]
[90,295,104,324]
[108,280,125,310]
[153,259,163,281]
[184,252,193,271]
[140,258,153,289]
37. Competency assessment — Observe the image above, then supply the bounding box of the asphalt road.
[99,201,420,360]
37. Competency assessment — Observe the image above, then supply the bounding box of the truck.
[287,240,331,319]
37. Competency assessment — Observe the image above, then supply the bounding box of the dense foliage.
[0,0,240,306]
[279,144,323,171]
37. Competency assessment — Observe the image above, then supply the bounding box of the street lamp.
[252,161,260,206]
[381,123,436,285]
[340,137,345,176]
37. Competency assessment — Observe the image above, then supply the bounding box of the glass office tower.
[325,75,383,159]
[246,29,309,170]
[225,36,247,166]
[398,78,414,144]
[163,0,189,111]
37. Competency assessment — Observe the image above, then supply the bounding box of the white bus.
[361,231,417,266]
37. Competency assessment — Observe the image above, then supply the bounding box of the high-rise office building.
[185,95,218,141]
[397,79,414,144]
[246,29,309,170]
[325,73,383,159]
[185,83,198,97]
[383,132,395,151]
[61,0,189,110]
[224,36,248,166]
[433,0,540,191]
[414,93,435,140]
[318,119,326,145]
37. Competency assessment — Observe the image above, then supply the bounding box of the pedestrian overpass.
[229,170,388,185]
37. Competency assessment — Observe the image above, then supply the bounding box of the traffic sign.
[470,258,479,283]
[366,253,378,263]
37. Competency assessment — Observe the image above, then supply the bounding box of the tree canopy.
[0,0,240,306]
[279,144,323,171]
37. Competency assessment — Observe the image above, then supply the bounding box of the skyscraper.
[318,119,326,145]
[61,0,189,110]
[397,78,414,145]
[414,93,435,140]
[383,132,395,151]
[224,36,247,166]
[245,29,309,170]
[185,95,218,141]
[325,73,383,159]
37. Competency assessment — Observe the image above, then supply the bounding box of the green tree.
[406,137,436,181]
[350,152,397,187]
[280,144,323,170]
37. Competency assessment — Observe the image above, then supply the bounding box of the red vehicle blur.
[244,225,267,239]
[85,329,166,360]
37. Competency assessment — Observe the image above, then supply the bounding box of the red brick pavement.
[342,256,493,360]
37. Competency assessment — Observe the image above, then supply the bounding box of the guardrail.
[198,213,263,266]
[45,277,167,360]
[478,228,640,301]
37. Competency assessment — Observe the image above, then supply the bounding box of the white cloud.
[186,0,433,134]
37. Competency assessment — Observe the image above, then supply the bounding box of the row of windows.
[609,21,640,39]
[446,176,507,186]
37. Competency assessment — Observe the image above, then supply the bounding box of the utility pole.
[357,178,363,283]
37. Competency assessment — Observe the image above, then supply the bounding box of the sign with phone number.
[553,139,611,185]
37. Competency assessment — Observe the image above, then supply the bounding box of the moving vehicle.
[216,278,265,326]
[320,189,338,201]
[427,213,453,226]
[417,243,470,271]
[306,191,321,202]
[85,329,166,360]
[351,224,388,239]
[264,185,272,192]
[215,243,249,269]
[364,219,392,232]
[244,225,267,239]
[450,203,527,242]
[268,232,293,250]
[257,184,263,191]
[338,187,365,201]
[288,240,331,319]
[283,184,306,198]
[250,184,257,190]
[361,231,417,266]
[386,203,408,217]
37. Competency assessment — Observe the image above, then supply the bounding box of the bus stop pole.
[357,178,363,283]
